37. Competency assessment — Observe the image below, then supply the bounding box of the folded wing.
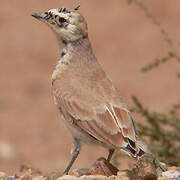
[53,87,146,157]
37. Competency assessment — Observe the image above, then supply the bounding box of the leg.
[63,138,81,175]
[107,149,115,162]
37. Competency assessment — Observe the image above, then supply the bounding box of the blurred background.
[0,0,180,174]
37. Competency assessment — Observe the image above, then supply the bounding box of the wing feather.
[112,106,137,141]
[54,90,136,149]
[76,119,127,148]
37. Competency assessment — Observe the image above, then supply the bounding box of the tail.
[122,137,150,159]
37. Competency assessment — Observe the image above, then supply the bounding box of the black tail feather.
[125,139,146,158]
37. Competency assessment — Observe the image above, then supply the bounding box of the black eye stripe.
[44,12,67,24]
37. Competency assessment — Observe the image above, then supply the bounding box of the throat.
[55,41,72,69]
[56,37,94,69]
[58,37,92,54]
[56,48,69,69]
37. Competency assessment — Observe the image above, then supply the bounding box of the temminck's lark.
[32,6,148,174]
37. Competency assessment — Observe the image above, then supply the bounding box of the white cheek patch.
[67,24,82,36]
[67,24,77,32]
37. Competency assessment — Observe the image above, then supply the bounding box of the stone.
[162,169,180,179]
[57,175,109,180]
[33,176,48,180]
[56,175,79,180]
[127,153,160,180]
[20,168,34,180]
[72,168,91,177]
[20,174,33,180]
[116,171,130,180]
[158,177,179,180]
[89,157,119,176]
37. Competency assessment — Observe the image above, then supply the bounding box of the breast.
[51,61,69,86]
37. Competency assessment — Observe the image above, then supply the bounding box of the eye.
[59,17,67,23]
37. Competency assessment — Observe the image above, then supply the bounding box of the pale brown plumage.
[32,7,148,174]
[52,38,136,148]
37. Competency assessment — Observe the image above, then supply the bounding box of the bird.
[32,6,148,174]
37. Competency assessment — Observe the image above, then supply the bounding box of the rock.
[127,153,162,180]
[116,171,130,180]
[20,174,33,180]
[162,169,180,179]
[71,157,118,177]
[33,176,48,180]
[158,177,179,180]
[57,175,79,180]
[72,168,91,177]
[57,175,109,180]
[89,157,119,176]
[109,175,116,180]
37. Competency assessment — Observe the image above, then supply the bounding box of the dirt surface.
[1,154,180,180]
[0,0,180,175]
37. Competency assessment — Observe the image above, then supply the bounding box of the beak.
[31,12,46,22]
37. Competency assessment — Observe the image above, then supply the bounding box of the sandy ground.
[0,0,180,175]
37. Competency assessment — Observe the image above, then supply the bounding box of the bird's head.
[32,6,88,43]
